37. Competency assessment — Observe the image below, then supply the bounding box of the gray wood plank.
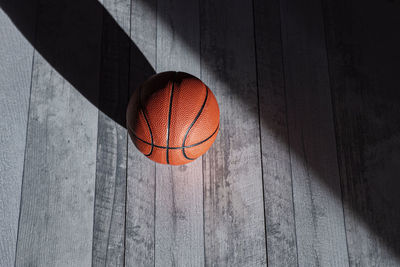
[0,8,35,267]
[155,165,204,267]
[155,0,204,266]
[15,52,98,266]
[279,0,349,265]
[14,0,103,265]
[253,0,298,265]
[200,0,267,265]
[125,146,155,267]
[92,115,126,267]
[125,0,157,266]
[322,0,400,265]
[92,1,131,266]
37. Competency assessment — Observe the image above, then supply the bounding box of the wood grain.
[155,0,205,265]
[0,8,35,267]
[200,0,267,265]
[253,0,298,265]
[125,0,157,266]
[322,0,400,265]
[92,1,131,265]
[14,0,102,265]
[3,0,398,265]
[15,52,99,266]
[279,0,349,265]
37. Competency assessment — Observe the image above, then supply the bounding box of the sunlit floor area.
[1,0,400,266]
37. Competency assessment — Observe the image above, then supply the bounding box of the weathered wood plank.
[279,0,349,265]
[200,0,267,265]
[253,0,298,265]
[155,0,204,266]
[93,114,127,267]
[91,1,131,266]
[322,0,400,265]
[125,148,155,267]
[125,0,157,266]
[0,8,35,267]
[15,52,98,266]
[15,0,102,265]
[155,165,204,267]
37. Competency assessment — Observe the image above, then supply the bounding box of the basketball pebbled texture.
[126,71,220,165]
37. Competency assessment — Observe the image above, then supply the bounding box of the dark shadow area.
[322,0,400,259]
[0,0,155,127]
[2,0,400,261]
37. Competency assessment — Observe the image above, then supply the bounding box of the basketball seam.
[182,85,209,160]
[165,74,175,164]
[129,124,219,150]
[139,86,154,156]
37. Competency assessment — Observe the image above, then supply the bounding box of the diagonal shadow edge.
[0,0,156,127]
[2,0,400,260]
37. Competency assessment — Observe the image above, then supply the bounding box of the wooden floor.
[1,0,400,266]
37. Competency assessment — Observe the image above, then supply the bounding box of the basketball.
[126,71,220,165]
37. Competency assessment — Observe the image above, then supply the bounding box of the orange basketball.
[126,71,220,165]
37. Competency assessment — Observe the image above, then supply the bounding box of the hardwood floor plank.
[155,166,204,266]
[125,0,157,266]
[200,0,267,265]
[279,0,349,265]
[93,115,127,267]
[125,147,155,267]
[253,0,298,265]
[15,52,99,266]
[14,0,102,265]
[92,1,131,265]
[155,0,204,266]
[322,0,400,265]
[0,8,35,267]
